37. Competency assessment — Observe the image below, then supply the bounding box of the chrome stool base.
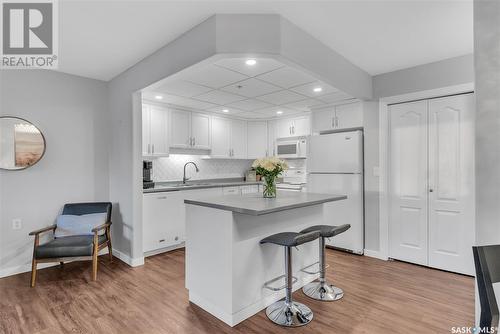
[265,300,313,327]
[302,281,344,301]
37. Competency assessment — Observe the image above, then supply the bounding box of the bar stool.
[300,224,351,301]
[260,230,321,327]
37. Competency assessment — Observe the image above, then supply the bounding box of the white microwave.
[276,138,307,158]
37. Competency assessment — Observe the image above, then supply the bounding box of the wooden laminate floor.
[0,249,474,334]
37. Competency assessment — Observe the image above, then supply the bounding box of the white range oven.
[276,138,307,159]
[277,169,307,192]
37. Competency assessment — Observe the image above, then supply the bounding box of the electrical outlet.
[12,218,22,230]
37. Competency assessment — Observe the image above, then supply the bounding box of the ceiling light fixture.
[154,95,163,100]
[245,59,257,66]
[313,87,323,93]
[222,109,229,113]
[276,110,283,115]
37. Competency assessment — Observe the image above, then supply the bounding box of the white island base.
[184,192,346,327]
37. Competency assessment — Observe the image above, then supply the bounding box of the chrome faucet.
[183,162,199,184]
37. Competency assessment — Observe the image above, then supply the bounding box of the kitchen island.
[184,192,347,327]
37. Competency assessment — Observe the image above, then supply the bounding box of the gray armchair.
[29,202,113,287]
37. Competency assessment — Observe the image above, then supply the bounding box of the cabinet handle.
[193,137,196,146]
[336,117,339,128]
[331,117,335,128]
[147,144,151,154]
[292,125,295,134]
[157,196,167,199]
[152,144,155,154]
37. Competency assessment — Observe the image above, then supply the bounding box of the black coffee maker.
[143,160,154,189]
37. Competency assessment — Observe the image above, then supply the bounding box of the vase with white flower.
[252,157,288,198]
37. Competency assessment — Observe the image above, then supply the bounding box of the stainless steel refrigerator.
[307,130,364,254]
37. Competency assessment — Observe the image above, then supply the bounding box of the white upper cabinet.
[231,119,248,159]
[276,115,310,138]
[170,109,191,148]
[211,116,231,158]
[143,104,169,157]
[292,116,311,137]
[335,102,363,130]
[312,107,335,133]
[210,117,247,159]
[312,102,363,133]
[247,121,268,159]
[267,120,276,157]
[169,109,211,150]
[191,113,211,149]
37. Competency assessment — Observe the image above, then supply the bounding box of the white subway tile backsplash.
[151,155,254,182]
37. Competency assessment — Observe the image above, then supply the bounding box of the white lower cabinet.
[143,185,261,254]
[143,187,222,254]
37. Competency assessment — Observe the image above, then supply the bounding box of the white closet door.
[389,100,429,265]
[428,94,475,275]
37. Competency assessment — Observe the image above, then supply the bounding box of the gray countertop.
[143,178,261,193]
[184,192,347,216]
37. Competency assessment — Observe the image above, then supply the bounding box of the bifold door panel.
[389,93,475,275]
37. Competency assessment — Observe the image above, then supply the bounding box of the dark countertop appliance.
[143,160,154,189]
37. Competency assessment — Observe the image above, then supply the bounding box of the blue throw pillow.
[55,213,107,238]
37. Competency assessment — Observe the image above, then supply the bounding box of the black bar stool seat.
[260,230,320,327]
[300,224,351,301]
[301,224,351,238]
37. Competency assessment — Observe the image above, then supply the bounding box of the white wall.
[474,0,500,246]
[373,54,474,98]
[363,102,380,251]
[0,70,108,276]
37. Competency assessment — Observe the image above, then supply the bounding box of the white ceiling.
[142,57,355,119]
[59,1,473,81]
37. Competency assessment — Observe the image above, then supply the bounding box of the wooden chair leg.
[30,259,37,288]
[106,227,113,263]
[31,235,39,287]
[92,234,99,281]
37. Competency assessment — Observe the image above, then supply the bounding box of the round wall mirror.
[0,117,46,170]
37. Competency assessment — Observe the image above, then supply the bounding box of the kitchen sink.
[174,183,212,187]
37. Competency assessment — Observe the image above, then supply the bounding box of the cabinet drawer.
[223,186,241,195]
[241,185,259,194]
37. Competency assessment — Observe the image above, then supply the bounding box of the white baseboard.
[0,262,59,279]
[112,248,144,267]
[143,242,185,258]
[0,248,112,279]
[363,249,388,261]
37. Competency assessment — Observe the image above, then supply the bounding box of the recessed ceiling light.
[154,95,163,100]
[245,59,257,66]
[313,87,323,93]
[276,110,283,115]
[222,109,229,113]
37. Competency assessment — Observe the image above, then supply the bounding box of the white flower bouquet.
[252,157,288,198]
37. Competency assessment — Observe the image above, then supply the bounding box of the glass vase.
[263,175,277,198]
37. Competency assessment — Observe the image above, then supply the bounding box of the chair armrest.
[92,222,112,233]
[29,224,56,236]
